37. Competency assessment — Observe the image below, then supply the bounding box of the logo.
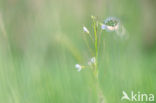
[121,91,154,102]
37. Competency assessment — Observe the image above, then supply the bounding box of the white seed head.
[75,64,82,72]
[91,57,96,64]
[83,26,89,34]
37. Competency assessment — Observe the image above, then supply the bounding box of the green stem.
[92,18,105,103]
[92,18,98,80]
[93,20,98,58]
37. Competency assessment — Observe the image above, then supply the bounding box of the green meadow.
[0,0,156,103]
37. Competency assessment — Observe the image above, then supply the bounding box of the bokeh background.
[0,0,156,103]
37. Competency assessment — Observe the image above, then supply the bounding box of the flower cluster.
[83,26,90,34]
[75,64,82,72]
[75,57,96,72]
[74,16,126,103]
[75,16,123,72]
[101,17,120,32]
[101,17,127,38]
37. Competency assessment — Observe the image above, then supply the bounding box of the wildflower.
[83,26,90,34]
[102,17,120,32]
[75,64,82,72]
[88,57,96,66]
[104,17,119,26]
[91,57,96,64]
[101,24,107,30]
[106,24,119,31]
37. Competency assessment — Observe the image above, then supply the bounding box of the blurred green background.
[0,0,156,103]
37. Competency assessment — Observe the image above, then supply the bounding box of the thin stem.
[82,33,94,56]
[92,18,105,103]
[88,33,94,42]
[98,29,103,53]
[92,18,98,80]
[93,20,98,58]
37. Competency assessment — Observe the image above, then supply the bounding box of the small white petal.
[75,64,82,72]
[91,57,96,64]
[83,26,89,34]
[101,24,107,30]
[103,17,120,32]
[106,24,119,31]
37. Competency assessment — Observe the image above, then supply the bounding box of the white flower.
[91,57,96,64]
[104,17,119,24]
[75,64,82,72]
[101,24,107,30]
[102,17,120,32]
[88,57,96,66]
[83,26,89,34]
[106,24,119,32]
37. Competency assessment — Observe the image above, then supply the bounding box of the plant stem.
[92,17,98,81]
[93,20,98,58]
[92,18,105,103]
